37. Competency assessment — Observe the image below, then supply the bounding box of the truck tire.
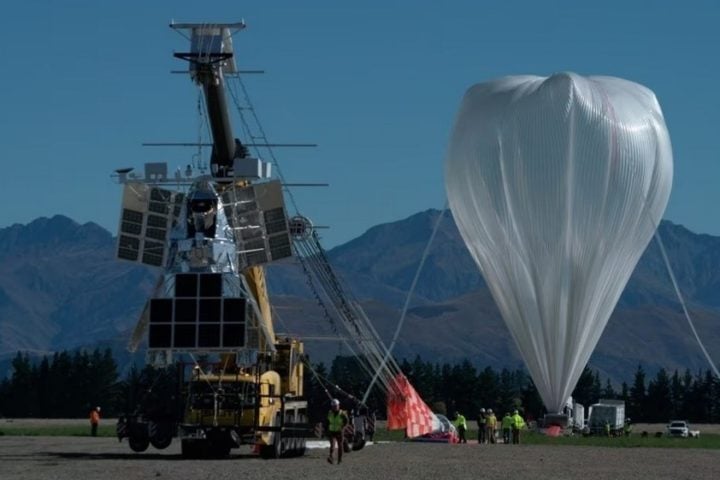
[260,431,282,459]
[150,435,172,450]
[297,438,306,457]
[129,436,150,453]
[149,421,174,450]
[352,434,366,451]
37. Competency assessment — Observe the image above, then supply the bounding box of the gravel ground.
[1,435,718,480]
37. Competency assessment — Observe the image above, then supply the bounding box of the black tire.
[150,435,172,450]
[297,438,307,457]
[260,431,282,459]
[352,435,366,451]
[129,436,150,453]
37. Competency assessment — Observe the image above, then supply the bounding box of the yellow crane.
[114,22,310,459]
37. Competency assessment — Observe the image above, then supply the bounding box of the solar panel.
[150,299,173,323]
[223,323,245,348]
[175,274,198,297]
[174,324,196,348]
[199,273,222,297]
[198,324,221,347]
[121,221,143,235]
[175,299,198,323]
[147,272,247,350]
[221,180,293,269]
[199,299,221,323]
[116,183,172,268]
[149,324,172,348]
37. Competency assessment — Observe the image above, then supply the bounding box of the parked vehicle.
[666,420,700,438]
[587,399,625,435]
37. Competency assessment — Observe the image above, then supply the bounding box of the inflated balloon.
[445,73,673,413]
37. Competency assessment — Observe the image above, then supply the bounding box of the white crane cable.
[362,207,447,403]
[654,228,720,378]
[226,70,413,397]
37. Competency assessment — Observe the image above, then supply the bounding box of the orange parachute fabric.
[386,373,435,438]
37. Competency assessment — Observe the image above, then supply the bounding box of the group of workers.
[602,418,633,437]
[324,398,529,466]
[454,408,526,444]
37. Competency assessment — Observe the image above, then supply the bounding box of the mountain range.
[1,212,718,384]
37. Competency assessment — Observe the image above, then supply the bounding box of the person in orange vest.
[89,406,101,437]
[324,399,349,464]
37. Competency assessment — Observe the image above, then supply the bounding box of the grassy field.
[2,420,719,449]
[0,424,116,437]
[371,427,720,449]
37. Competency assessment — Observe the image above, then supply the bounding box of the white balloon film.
[445,73,673,413]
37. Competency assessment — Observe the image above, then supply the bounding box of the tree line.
[0,349,120,417]
[309,356,720,424]
[1,349,719,425]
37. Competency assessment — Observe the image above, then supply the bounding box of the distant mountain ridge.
[0,212,718,384]
[0,215,156,355]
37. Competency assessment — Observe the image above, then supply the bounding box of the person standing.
[89,406,101,437]
[477,408,486,444]
[511,409,526,444]
[501,412,513,444]
[453,411,468,443]
[324,399,349,464]
[623,418,632,437]
[485,409,497,444]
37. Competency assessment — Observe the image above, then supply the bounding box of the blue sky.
[1,0,718,247]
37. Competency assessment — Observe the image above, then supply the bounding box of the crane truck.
[114,22,312,458]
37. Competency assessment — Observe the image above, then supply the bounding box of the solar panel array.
[148,273,247,350]
[116,183,184,267]
[221,180,293,268]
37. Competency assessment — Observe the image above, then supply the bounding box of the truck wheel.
[150,435,172,450]
[260,432,282,459]
[129,436,150,453]
[297,438,306,457]
[352,436,366,451]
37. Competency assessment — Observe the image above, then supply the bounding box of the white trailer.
[587,399,625,435]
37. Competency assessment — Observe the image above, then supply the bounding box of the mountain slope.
[0,212,718,385]
[0,216,157,355]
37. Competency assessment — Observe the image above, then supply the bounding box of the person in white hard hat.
[324,398,349,464]
[485,408,497,444]
[477,408,487,444]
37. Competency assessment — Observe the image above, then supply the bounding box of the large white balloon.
[445,73,673,413]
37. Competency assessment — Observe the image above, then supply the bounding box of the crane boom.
[196,63,236,175]
[172,23,247,177]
